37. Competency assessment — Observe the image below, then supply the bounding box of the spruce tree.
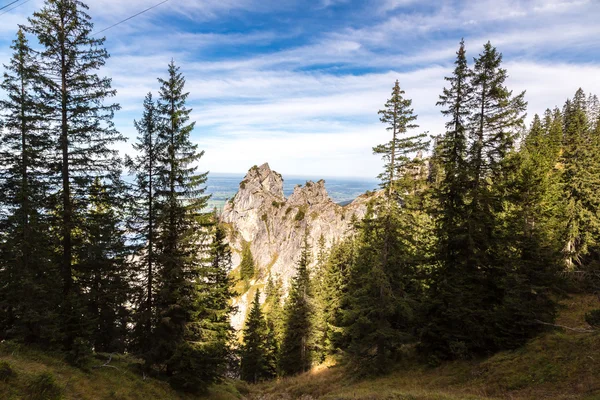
[374,80,427,196]
[25,0,123,350]
[240,290,276,383]
[559,89,600,269]
[279,232,313,376]
[150,60,212,392]
[77,175,132,353]
[0,29,58,343]
[341,81,428,373]
[240,242,255,280]
[126,92,160,354]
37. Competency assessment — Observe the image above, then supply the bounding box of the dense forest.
[1,0,599,395]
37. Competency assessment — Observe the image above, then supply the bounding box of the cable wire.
[0,0,30,17]
[0,0,21,11]
[92,0,172,36]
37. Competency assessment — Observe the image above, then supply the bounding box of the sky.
[0,0,599,178]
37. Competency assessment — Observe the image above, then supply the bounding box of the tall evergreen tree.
[126,92,161,354]
[25,0,123,350]
[0,29,58,343]
[150,60,212,392]
[559,89,600,269]
[279,232,313,376]
[240,290,276,383]
[240,242,255,280]
[341,81,428,373]
[77,175,132,353]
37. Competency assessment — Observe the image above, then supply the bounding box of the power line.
[0,0,21,11]
[92,0,173,36]
[0,0,30,17]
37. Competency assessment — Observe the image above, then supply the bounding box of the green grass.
[0,343,246,400]
[2,295,599,399]
[248,294,600,400]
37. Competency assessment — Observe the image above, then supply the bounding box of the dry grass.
[247,294,600,400]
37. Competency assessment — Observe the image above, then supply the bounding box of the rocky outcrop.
[221,163,378,329]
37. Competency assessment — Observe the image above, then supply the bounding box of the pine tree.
[279,232,313,376]
[0,29,58,344]
[559,89,600,269]
[126,92,161,354]
[312,235,329,362]
[240,242,255,280]
[240,290,276,383]
[432,39,472,277]
[77,175,132,353]
[374,80,427,196]
[422,41,532,360]
[25,0,124,350]
[340,81,428,373]
[263,273,285,347]
[150,60,212,392]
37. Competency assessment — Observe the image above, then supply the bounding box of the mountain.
[221,163,380,329]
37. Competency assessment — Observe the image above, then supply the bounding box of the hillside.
[1,294,598,400]
[247,294,600,400]
[0,344,249,400]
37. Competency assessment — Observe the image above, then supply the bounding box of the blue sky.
[1,0,599,178]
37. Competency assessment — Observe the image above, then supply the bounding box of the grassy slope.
[1,295,598,400]
[248,294,600,400]
[0,344,249,400]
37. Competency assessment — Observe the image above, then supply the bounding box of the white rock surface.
[221,163,378,329]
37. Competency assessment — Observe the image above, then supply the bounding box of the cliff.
[221,163,378,329]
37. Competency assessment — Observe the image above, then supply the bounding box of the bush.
[585,309,600,328]
[0,360,15,382]
[27,372,63,400]
[294,209,305,221]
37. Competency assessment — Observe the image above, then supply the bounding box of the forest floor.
[0,294,598,400]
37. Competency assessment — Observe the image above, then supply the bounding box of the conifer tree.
[0,29,58,343]
[341,81,428,373]
[77,175,132,353]
[126,92,160,354]
[264,273,285,346]
[25,0,123,350]
[279,232,313,376]
[559,89,600,269]
[422,41,531,360]
[432,39,472,275]
[240,290,276,383]
[240,242,255,280]
[374,80,427,196]
[150,60,212,392]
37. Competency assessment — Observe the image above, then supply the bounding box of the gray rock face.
[221,163,377,330]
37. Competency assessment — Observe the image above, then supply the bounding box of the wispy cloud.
[0,0,599,177]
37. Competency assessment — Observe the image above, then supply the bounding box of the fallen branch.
[93,354,122,372]
[533,319,595,333]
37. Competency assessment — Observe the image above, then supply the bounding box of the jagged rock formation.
[221,163,378,329]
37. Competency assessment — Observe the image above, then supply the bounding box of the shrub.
[0,361,14,382]
[295,209,306,221]
[585,309,600,328]
[27,372,63,400]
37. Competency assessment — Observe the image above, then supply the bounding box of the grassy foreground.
[0,343,249,400]
[248,294,600,400]
[1,294,599,399]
